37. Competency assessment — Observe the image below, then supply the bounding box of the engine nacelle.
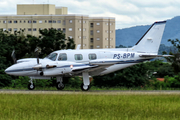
[39,61,75,76]
[42,67,72,76]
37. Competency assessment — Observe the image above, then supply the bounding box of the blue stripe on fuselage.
[5,59,150,73]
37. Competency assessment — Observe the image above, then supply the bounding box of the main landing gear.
[81,83,90,91]
[56,76,65,90]
[81,72,90,91]
[55,73,91,91]
[28,78,35,90]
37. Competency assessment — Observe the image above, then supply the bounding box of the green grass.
[0,93,180,120]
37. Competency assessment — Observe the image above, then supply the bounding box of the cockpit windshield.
[45,53,57,61]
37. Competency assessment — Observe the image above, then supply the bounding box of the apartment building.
[0,4,115,49]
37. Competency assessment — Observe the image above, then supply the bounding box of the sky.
[0,0,180,29]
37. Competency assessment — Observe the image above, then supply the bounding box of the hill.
[116,16,180,47]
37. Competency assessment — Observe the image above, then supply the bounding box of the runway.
[1,90,180,95]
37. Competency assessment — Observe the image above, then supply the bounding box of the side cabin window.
[46,53,57,61]
[89,53,97,60]
[58,53,67,61]
[75,54,83,60]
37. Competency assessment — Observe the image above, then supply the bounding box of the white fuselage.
[5,48,152,78]
[5,21,167,80]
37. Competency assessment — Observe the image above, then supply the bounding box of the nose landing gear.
[28,78,35,90]
[56,76,65,90]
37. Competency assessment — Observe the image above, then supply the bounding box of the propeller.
[11,50,17,64]
[34,47,40,64]
[33,47,42,71]
[33,47,57,76]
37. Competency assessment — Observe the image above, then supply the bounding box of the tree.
[92,60,173,88]
[145,60,174,78]
[164,39,180,74]
[38,28,75,57]
[155,63,174,78]
[93,62,150,88]
[0,30,26,87]
[0,28,76,87]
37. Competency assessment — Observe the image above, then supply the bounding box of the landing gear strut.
[81,72,90,91]
[56,76,65,90]
[28,78,35,90]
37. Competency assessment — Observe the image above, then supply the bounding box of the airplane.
[5,21,170,91]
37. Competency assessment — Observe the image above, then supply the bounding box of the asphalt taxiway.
[1,90,180,95]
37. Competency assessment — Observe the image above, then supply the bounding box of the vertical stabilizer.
[132,21,166,54]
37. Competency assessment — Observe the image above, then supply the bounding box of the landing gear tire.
[28,83,35,90]
[56,82,65,90]
[81,83,90,91]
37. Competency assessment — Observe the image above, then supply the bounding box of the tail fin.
[132,21,166,54]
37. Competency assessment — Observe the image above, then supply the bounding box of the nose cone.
[5,63,24,76]
[5,61,38,76]
[5,66,16,75]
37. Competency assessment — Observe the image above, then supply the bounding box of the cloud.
[0,0,180,29]
[128,0,177,8]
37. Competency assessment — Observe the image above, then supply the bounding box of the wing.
[34,59,123,76]
[71,59,123,76]
[72,64,110,76]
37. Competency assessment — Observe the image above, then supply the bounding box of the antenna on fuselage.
[76,44,81,50]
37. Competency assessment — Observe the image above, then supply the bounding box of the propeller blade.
[36,52,39,64]
[34,47,40,64]
[11,50,17,64]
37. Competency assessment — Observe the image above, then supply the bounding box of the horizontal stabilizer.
[139,55,173,57]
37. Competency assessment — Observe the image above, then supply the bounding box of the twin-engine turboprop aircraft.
[5,21,169,91]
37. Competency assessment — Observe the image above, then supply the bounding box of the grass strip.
[0,93,180,120]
